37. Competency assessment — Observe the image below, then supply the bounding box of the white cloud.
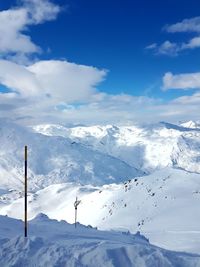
[163,72,200,90]
[147,38,200,56]
[160,93,200,121]
[145,40,180,56]
[0,59,107,100]
[1,58,200,125]
[181,36,200,50]
[0,60,41,97]
[157,41,179,56]
[145,43,157,50]
[146,41,180,57]
[172,92,200,104]
[0,59,107,123]
[22,0,60,25]
[27,60,107,102]
[50,94,161,125]
[0,9,39,55]
[165,17,200,33]
[0,0,60,62]
[0,59,161,125]
[44,92,200,126]
[147,17,200,56]
[1,2,200,125]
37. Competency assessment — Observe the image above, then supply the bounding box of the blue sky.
[26,0,200,97]
[0,0,200,125]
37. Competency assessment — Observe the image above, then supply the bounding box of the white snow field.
[0,214,200,267]
[1,119,200,265]
[1,168,200,254]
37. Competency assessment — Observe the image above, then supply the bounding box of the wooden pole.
[74,196,77,228]
[24,146,28,237]
[75,206,77,228]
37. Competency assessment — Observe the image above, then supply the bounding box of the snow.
[1,119,200,264]
[1,167,200,254]
[0,119,142,191]
[33,121,200,174]
[0,214,199,267]
[181,120,200,129]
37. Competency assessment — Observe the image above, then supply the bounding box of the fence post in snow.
[24,145,28,237]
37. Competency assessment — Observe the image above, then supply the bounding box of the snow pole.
[24,145,28,237]
[74,196,81,228]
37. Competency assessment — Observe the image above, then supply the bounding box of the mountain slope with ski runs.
[0,119,200,266]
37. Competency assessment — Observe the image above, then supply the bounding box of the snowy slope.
[1,119,200,256]
[33,121,200,174]
[0,120,142,191]
[0,214,199,267]
[1,167,200,254]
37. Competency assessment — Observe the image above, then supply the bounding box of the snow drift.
[0,214,199,267]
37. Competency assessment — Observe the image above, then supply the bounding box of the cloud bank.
[1,56,200,125]
[0,59,108,123]
[163,72,200,90]
[0,1,200,126]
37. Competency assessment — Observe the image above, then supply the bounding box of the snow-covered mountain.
[33,121,200,174]
[1,119,200,256]
[181,120,200,129]
[0,119,142,191]
[0,214,199,267]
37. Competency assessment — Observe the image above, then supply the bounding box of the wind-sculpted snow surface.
[0,214,199,267]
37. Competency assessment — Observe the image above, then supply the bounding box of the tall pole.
[75,201,77,228]
[24,145,28,238]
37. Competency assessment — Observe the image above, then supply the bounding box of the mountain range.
[0,119,200,254]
